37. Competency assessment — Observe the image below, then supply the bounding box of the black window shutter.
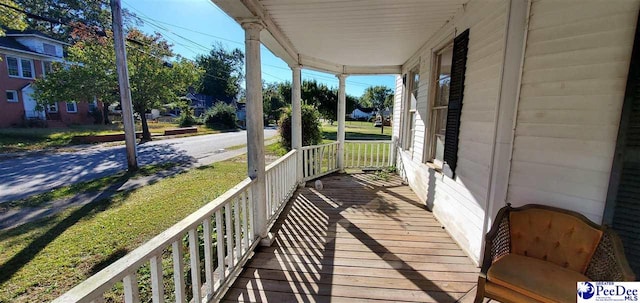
[443,29,470,178]
[603,15,640,276]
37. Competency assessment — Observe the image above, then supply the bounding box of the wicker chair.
[475,204,635,303]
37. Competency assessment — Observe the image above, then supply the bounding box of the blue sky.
[122,0,396,97]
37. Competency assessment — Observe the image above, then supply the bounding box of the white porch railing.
[265,150,298,229]
[54,179,258,303]
[301,142,340,181]
[344,140,393,169]
[54,140,396,303]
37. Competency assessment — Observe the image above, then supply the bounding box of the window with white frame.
[404,66,420,151]
[6,90,18,102]
[429,44,454,167]
[48,102,59,113]
[6,57,19,77]
[6,56,34,78]
[66,102,77,113]
[42,61,53,76]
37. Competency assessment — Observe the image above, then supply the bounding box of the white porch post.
[291,65,303,183]
[242,21,270,244]
[337,74,347,171]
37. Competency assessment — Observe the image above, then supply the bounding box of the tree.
[0,0,28,36]
[263,81,290,123]
[278,104,322,150]
[11,0,137,42]
[196,44,244,103]
[261,79,358,122]
[360,85,394,112]
[33,28,203,140]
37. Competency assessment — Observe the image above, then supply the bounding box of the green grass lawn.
[0,161,247,302]
[0,121,392,302]
[0,141,290,302]
[322,120,392,141]
[0,122,224,153]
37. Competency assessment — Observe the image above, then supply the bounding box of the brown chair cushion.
[488,254,589,303]
[510,208,603,273]
[485,282,542,303]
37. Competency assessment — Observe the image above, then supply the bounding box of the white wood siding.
[15,37,64,58]
[398,0,507,263]
[508,0,639,223]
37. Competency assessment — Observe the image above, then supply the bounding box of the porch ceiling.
[211,0,465,74]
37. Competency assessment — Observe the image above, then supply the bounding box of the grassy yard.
[0,121,391,301]
[0,161,247,302]
[0,142,289,302]
[322,120,392,141]
[0,122,223,153]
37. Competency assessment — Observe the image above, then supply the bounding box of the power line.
[137,17,244,46]
[2,0,381,90]
[123,1,212,52]
[119,1,378,89]
[262,71,286,81]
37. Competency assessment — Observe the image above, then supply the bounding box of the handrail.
[300,141,339,151]
[344,139,392,144]
[301,142,340,181]
[265,150,296,171]
[54,178,254,303]
[265,150,299,231]
[344,140,393,169]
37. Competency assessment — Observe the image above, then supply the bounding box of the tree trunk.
[103,103,110,125]
[140,112,152,141]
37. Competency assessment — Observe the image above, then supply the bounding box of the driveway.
[0,128,278,203]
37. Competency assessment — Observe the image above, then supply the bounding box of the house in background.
[185,92,215,117]
[0,29,102,128]
[185,89,239,118]
[349,107,375,120]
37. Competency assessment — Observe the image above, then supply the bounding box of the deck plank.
[223,173,479,302]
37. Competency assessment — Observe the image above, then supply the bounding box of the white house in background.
[349,107,375,120]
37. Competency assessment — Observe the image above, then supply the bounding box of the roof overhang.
[6,34,71,46]
[212,0,465,75]
[0,46,64,60]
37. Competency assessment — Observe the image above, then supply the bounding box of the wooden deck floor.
[224,173,480,303]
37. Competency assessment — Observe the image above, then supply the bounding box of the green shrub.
[204,102,237,129]
[278,104,322,150]
[178,110,197,127]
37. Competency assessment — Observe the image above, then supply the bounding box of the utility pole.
[110,0,138,171]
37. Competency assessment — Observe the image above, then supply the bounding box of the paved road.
[0,129,278,203]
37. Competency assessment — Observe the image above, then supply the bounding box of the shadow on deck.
[224,173,480,302]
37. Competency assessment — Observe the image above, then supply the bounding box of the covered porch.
[225,173,478,303]
[53,143,479,302]
[54,0,640,301]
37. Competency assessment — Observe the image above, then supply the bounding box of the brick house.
[0,29,101,128]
